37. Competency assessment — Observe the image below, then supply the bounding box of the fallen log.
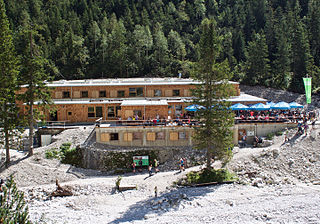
[191,181,234,187]
[118,186,137,192]
[50,179,73,197]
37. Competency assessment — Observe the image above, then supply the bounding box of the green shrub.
[184,168,237,185]
[59,142,72,152]
[45,148,61,159]
[275,131,283,136]
[46,143,82,167]
[0,176,32,223]
[266,133,274,140]
[61,147,81,166]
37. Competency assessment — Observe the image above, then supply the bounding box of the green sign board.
[303,77,312,104]
[133,155,149,166]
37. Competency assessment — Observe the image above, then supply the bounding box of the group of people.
[236,109,318,123]
[131,157,188,175]
[131,158,159,176]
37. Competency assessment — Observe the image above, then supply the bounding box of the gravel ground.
[1,86,320,223]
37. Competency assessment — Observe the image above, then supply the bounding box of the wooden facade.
[18,78,257,123]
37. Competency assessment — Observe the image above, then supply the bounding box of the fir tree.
[0,176,31,223]
[192,18,235,169]
[244,32,271,86]
[0,0,20,167]
[17,26,53,156]
[288,2,313,93]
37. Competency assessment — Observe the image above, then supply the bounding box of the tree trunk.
[5,127,10,168]
[206,144,212,170]
[28,101,34,157]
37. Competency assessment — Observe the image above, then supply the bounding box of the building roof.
[32,93,266,105]
[121,100,168,106]
[42,77,238,87]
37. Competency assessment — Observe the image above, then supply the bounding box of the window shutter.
[101,133,110,142]
[147,132,156,141]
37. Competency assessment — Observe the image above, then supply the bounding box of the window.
[179,132,186,139]
[68,112,72,116]
[156,132,165,140]
[168,105,173,114]
[129,87,143,97]
[96,106,103,117]
[88,107,95,118]
[154,89,162,97]
[88,106,103,118]
[137,88,143,96]
[99,90,106,97]
[173,89,180,96]
[117,90,125,97]
[81,91,88,98]
[133,132,142,140]
[63,91,70,98]
[108,106,115,118]
[110,133,119,141]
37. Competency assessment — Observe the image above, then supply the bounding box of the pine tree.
[192,18,235,169]
[0,176,31,223]
[270,10,292,89]
[152,23,169,76]
[168,29,186,74]
[17,26,53,156]
[0,0,20,167]
[244,32,271,86]
[288,2,313,93]
[307,0,320,67]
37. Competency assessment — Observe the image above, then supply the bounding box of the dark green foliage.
[266,132,275,140]
[15,24,54,157]
[0,0,318,93]
[275,131,283,136]
[184,168,237,185]
[0,0,21,167]
[192,18,235,169]
[45,148,61,159]
[60,146,81,166]
[0,176,31,224]
[244,32,271,86]
[45,142,82,166]
[59,142,72,152]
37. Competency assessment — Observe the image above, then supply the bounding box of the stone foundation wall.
[81,143,206,173]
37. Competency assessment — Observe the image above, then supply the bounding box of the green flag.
[303,77,312,104]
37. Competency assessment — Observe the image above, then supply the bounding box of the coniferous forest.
[3,0,320,93]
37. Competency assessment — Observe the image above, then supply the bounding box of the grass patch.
[180,168,237,186]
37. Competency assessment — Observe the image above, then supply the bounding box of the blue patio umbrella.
[266,101,276,107]
[271,101,291,110]
[289,102,304,109]
[184,104,205,112]
[230,103,249,111]
[249,103,271,111]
